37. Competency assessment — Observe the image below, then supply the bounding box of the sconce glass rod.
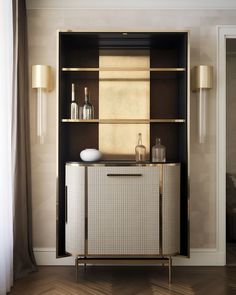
[32,65,52,144]
[192,65,213,144]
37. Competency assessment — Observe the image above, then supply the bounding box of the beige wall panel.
[28,8,236,249]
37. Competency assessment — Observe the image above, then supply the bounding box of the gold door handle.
[107,174,142,177]
[65,185,68,224]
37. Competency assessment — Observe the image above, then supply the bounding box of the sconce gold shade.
[32,65,52,91]
[192,65,213,91]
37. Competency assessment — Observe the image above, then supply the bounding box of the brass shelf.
[61,119,186,124]
[62,119,100,123]
[61,67,186,72]
[150,119,185,123]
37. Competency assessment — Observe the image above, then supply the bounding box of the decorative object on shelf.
[81,87,94,119]
[32,64,52,144]
[152,138,166,162]
[80,149,102,162]
[192,65,213,144]
[70,83,78,119]
[135,133,146,163]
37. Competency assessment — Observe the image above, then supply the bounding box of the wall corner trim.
[26,0,236,10]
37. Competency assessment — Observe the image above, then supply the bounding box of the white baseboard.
[34,248,75,265]
[173,248,225,266]
[33,248,225,266]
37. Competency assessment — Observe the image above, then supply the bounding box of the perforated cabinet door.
[162,165,180,255]
[87,166,160,256]
[65,164,85,256]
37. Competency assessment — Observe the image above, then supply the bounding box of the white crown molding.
[26,0,236,10]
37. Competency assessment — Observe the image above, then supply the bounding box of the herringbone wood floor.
[8,266,236,295]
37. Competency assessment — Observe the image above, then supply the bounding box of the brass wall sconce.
[32,65,52,144]
[192,65,213,144]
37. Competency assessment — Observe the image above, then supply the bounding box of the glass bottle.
[82,87,94,119]
[135,133,146,163]
[70,83,78,119]
[152,138,166,162]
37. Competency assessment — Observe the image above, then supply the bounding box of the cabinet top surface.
[58,30,189,34]
[66,161,180,167]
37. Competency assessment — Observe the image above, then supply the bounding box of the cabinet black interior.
[57,31,189,258]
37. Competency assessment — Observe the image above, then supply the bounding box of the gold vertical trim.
[84,167,88,256]
[159,164,163,255]
[56,30,61,258]
[56,177,60,258]
[187,32,191,258]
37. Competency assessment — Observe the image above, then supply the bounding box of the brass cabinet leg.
[75,257,79,281]
[161,256,165,266]
[168,256,172,284]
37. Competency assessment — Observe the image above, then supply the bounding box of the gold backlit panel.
[99,50,150,119]
[99,50,150,159]
[99,124,150,160]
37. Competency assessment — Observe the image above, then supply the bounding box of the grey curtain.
[12,0,37,279]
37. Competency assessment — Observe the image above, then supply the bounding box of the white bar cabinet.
[65,162,180,283]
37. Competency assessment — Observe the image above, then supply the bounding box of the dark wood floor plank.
[8,266,236,295]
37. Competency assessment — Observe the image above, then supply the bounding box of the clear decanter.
[70,83,78,119]
[135,133,146,163]
[152,137,166,162]
[82,87,94,119]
